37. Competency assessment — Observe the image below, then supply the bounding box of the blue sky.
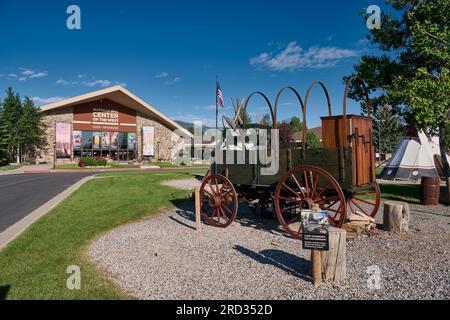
[0,0,392,128]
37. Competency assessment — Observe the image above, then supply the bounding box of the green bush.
[78,157,107,167]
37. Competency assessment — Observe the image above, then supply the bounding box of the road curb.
[0,175,95,250]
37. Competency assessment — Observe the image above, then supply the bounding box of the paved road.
[0,173,94,232]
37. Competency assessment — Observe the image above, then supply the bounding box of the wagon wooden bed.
[199,77,380,239]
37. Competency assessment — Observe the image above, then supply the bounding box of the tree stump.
[383,201,410,233]
[321,227,346,283]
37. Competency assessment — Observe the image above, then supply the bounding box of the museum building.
[37,85,192,164]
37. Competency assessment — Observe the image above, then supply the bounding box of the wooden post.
[195,187,201,232]
[321,227,347,283]
[383,201,410,233]
[311,250,322,286]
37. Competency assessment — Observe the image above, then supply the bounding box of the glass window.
[118,132,128,149]
[82,131,92,149]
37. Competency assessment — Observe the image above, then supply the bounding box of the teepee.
[380,131,440,181]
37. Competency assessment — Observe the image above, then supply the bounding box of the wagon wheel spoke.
[310,174,320,199]
[218,206,228,221]
[282,182,302,198]
[349,183,381,218]
[303,171,310,196]
[286,212,302,225]
[207,180,216,195]
[314,181,332,200]
[350,198,371,217]
[202,188,214,198]
[290,174,306,198]
[221,203,233,215]
[352,196,376,206]
[348,201,356,215]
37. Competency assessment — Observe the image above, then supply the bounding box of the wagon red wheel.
[202,169,211,182]
[274,165,347,239]
[199,174,238,228]
[347,182,381,218]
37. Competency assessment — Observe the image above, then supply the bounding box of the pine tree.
[17,97,46,162]
[373,105,404,158]
[0,88,22,163]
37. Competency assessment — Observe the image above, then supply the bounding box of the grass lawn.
[0,164,22,171]
[55,162,210,170]
[144,161,210,168]
[55,163,141,170]
[0,169,206,300]
[379,183,422,204]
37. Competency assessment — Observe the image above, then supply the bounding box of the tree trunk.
[439,125,450,205]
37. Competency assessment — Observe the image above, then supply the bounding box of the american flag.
[216,80,224,109]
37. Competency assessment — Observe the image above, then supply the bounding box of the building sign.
[56,123,72,158]
[73,100,136,132]
[142,126,154,156]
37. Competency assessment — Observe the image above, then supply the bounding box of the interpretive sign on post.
[302,224,329,251]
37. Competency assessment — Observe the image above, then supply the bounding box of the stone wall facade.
[37,107,73,164]
[37,105,185,164]
[136,111,185,162]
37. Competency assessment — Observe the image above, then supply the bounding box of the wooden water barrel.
[420,177,441,205]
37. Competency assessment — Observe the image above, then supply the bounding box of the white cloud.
[7,73,18,78]
[250,41,358,71]
[173,113,216,127]
[82,79,112,87]
[32,96,66,106]
[204,105,216,110]
[164,77,181,86]
[29,72,48,78]
[56,79,71,85]
[155,72,169,79]
[17,67,48,80]
[56,76,121,88]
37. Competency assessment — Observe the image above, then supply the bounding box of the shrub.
[78,157,107,167]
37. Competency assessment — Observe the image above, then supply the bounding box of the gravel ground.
[88,180,450,300]
[161,178,201,190]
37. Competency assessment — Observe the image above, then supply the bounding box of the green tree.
[290,116,303,133]
[17,97,46,162]
[373,105,404,156]
[0,88,46,164]
[345,0,450,201]
[0,87,22,163]
[306,132,321,148]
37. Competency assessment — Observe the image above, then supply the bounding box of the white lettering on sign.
[92,107,119,124]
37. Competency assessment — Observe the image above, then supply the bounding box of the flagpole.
[215,75,218,130]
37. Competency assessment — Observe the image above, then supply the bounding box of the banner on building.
[73,131,82,150]
[128,133,136,150]
[101,132,110,149]
[92,132,101,149]
[110,132,119,150]
[56,123,72,158]
[142,126,154,156]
